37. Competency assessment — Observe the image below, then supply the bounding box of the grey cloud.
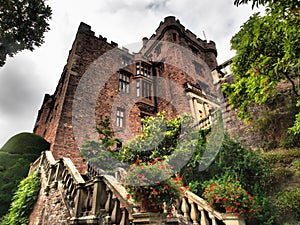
[0,57,43,118]
[146,0,170,11]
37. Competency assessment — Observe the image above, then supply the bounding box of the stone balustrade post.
[132,212,166,225]
[74,183,85,218]
[222,213,246,225]
[91,176,107,217]
[53,158,63,189]
[45,164,56,195]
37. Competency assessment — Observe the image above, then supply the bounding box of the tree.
[224,0,300,133]
[234,0,272,8]
[0,0,52,67]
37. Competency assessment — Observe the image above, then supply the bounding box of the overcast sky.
[0,0,262,147]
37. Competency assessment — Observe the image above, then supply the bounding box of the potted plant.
[202,175,260,219]
[120,158,186,212]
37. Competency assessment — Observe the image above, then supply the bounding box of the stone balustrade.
[166,190,245,225]
[30,151,246,225]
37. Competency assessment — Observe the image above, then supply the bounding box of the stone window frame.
[142,80,152,100]
[116,107,125,128]
[118,70,131,93]
[136,62,151,78]
[136,80,140,97]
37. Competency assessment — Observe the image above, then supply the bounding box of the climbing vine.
[1,171,40,225]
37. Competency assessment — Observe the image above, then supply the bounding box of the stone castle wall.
[33,17,219,172]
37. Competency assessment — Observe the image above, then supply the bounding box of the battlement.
[148,16,216,54]
[77,22,119,47]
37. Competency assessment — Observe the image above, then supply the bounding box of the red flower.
[164,185,169,190]
[236,202,240,206]
[127,194,131,199]
[153,189,158,194]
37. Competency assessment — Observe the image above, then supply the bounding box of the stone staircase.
[29,151,246,225]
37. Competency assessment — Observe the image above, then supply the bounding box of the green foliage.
[120,112,194,164]
[1,171,40,225]
[1,132,50,154]
[181,134,269,196]
[225,0,300,133]
[95,117,120,150]
[276,188,300,221]
[81,140,119,175]
[264,149,300,165]
[120,159,185,209]
[81,117,121,174]
[234,0,272,8]
[202,175,260,218]
[181,134,275,225]
[0,133,48,218]
[0,0,52,67]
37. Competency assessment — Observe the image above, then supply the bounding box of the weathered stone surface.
[29,170,70,225]
[33,17,218,173]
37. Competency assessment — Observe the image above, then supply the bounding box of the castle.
[33,16,224,173]
[27,16,252,225]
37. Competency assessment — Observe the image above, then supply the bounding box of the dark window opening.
[173,33,177,41]
[119,71,130,93]
[193,61,204,75]
[142,81,152,99]
[136,62,151,77]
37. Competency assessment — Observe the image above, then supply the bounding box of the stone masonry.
[34,16,219,173]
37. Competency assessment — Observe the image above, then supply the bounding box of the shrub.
[1,171,40,225]
[276,187,300,220]
[202,175,261,219]
[120,158,185,210]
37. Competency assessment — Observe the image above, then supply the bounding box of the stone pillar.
[91,176,107,217]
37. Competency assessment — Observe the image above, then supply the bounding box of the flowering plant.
[120,158,186,211]
[202,176,261,219]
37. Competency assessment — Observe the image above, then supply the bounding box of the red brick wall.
[33,17,218,172]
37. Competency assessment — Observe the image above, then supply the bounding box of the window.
[116,108,125,127]
[172,33,177,42]
[193,60,204,75]
[136,80,140,97]
[119,71,130,93]
[142,81,151,99]
[136,62,151,77]
[121,56,130,66]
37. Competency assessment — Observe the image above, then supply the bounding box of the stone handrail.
[30,151,246,225]
[167,190,245,225]
[30,151,138,225]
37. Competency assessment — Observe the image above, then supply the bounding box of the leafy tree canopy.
[224,0,300,133]
[0,0,52,67]
[234,0,271,8]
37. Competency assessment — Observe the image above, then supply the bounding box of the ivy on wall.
[1,171,40,225]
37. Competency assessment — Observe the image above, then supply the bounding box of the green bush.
[1,171,40,225]
[180,134,275,225]
[276,187,300,220]
[1,132,50,154]
[0,133,48,218]
[181,134,270,196]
